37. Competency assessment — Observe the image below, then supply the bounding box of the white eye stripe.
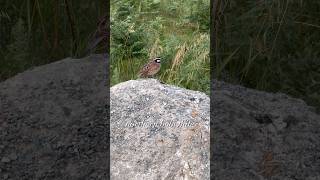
[154,58,161,63]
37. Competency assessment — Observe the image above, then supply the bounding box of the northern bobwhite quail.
[138,57,161,78]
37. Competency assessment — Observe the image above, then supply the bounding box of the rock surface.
[110,79,210,180]
[1,52,320,180]
[211,80,320,180]
[0,54,109,179]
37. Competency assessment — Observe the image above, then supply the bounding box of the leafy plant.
[111,0,210,94]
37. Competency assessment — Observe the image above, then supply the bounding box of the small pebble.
[1,157,10,163]
[9,153,17,160]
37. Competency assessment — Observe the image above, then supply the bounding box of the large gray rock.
[211,80,320,180]
[0,54,108,179]
[110,79,210,180]
[2,52,319,180]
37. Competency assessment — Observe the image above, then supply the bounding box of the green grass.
[0,0,105,81]
[111,0,210,94]
[212,0,320,110]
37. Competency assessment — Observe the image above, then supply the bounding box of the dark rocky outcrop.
[0,54,108,179]
[211,80,320,180]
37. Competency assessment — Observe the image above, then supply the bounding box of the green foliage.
[0,0,105,81]
[213,0,320,110]
[111,20,147,58]
[5,19,29,72]
[111,0,210,94]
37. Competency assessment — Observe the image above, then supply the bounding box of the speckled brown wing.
[138,60,160,77]
[138,61,152,78]
[147,62,160,75]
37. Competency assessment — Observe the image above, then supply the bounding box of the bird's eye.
[154,58,161,63]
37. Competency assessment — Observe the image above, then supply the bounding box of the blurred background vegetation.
[4,0,317,110]
[0,0,106,81]
[212,0,320,111]
[111,0,210,94]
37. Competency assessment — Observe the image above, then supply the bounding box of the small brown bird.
[86,14,108,55]
[138,57,161,78]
